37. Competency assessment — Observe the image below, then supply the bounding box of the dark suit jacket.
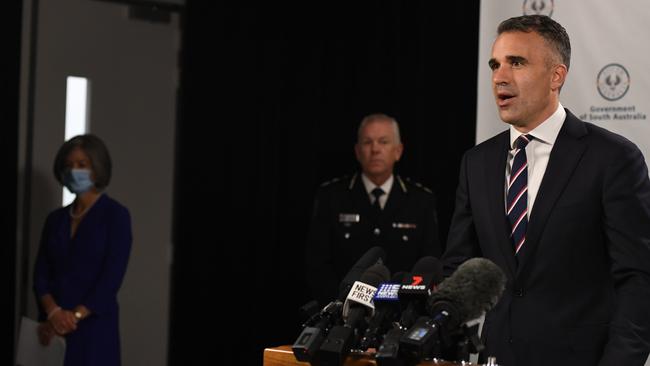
[305,173,442,306]
[443,110,650,366]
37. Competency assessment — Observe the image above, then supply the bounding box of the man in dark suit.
[442,15,650,366]
[305,113,442,306]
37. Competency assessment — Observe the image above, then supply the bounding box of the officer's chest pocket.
[336,215,362,240]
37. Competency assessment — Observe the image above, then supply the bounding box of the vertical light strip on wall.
[62,76,91,206]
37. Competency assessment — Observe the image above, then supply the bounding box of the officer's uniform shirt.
[360,173,393,209]
[305,172,442,305]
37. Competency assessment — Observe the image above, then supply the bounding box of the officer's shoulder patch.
[401,176,433,194]
[319,175,348,188]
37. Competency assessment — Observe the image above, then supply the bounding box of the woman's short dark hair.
[53,134,112,190]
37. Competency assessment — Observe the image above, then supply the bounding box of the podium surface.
[263,345,475,366]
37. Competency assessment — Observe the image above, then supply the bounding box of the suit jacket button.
[373,228,381,235]
[402,235,408,241]
[344,232,350,239]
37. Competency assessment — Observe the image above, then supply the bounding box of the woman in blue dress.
[34,134,132,366]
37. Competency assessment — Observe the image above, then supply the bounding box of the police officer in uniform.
[305,113,442,305]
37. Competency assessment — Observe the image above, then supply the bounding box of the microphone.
[316,262,390,366]
[397,256,444,329]
[292,246,386,362]
[399,257,507,362]
[428,257,506,329]
[292,301,343,362]
[358,271,406,350]
[298,300,321,325]
[375,256,443,366]
[338,246,387,300]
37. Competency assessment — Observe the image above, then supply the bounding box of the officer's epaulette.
[402,176,433,194]
[319,175,349,188]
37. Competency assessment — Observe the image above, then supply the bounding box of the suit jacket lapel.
[516,110,588,276]
[486,132,518,277]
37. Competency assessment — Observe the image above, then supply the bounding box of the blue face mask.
[63,169,95,194]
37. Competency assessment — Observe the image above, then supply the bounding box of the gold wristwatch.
[74,311,83,321]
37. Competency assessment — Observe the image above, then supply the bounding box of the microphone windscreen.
[428,257,506,322]
[339,246,386,295]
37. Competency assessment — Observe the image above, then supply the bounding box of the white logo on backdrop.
[523,0,554,16]
[579,63,645,122]
[597,63,630,101]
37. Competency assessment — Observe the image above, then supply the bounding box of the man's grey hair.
[357,113,402,144]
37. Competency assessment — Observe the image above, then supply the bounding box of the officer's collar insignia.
[397,175,408,193]
[348,173,358,190]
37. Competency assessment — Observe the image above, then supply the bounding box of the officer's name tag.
[339,213,360,223]
[392,222,417,229]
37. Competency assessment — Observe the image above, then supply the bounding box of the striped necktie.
[507,134,532,254]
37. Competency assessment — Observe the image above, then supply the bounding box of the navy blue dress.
[34,194,132,366]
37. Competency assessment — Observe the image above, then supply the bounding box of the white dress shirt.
[506,103,566,217]
[361,174,393,210]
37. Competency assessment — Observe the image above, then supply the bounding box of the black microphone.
[292,246,386,362]
[375,256,443,366]
[358,271,406,350]
[397,256,444,329]
[292,301,343,362]
[301,246,386,326]
[338,246,387,300]
[316,262,390,366]
[399,257,507,362]
[298,300,321,325]
[427,257,506,329]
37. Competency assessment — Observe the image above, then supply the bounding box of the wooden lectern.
[263,345,476,366]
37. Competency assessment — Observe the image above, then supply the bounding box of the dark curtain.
[2,1,22,365]
[171,2,479,365]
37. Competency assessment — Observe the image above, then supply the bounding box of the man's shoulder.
[566,110,642,156]
[472,129,509,152]
[399,176,434,196]
[319,174,353,187]
[455,130,510,164]
[583,120,637,148]
[316,174,357,195]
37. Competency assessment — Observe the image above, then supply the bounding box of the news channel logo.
[597,63,630,101]
[523,0,554,17]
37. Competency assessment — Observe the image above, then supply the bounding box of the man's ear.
[395,143,404,162]
[551,63,568,92]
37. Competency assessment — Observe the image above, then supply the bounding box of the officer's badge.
[339,213,360,227]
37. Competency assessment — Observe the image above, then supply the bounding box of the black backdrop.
[171,2,480,365]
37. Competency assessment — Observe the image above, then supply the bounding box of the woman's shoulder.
[45,205,69,224]
[98,193,131,218]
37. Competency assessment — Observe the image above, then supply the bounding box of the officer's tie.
[371,187,385,214]
[507,134,532,255]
